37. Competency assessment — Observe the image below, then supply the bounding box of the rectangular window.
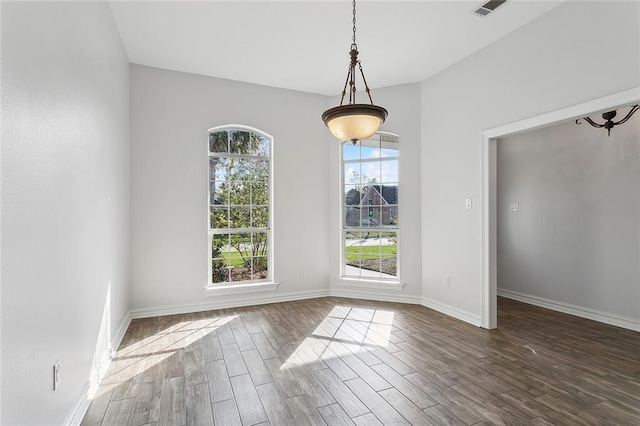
[342,133,399,281]
[209,127,272,285]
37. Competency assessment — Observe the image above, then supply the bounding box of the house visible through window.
[342,133,399,280]
[208,126,272,285]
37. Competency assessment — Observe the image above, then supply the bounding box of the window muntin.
[342,133,399,280]
[209,127,272,285]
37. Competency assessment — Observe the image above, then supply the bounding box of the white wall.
[497,108,639,321]
[420,1,640,323]
[329,84,423,302]
[130,65,330,313]
[1,2,130,424]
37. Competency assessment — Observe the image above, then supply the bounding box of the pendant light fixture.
[322,0,388,144]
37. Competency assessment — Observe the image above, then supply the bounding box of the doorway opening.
[480,86,640,329]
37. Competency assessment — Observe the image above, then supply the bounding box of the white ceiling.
[109,1,564,96]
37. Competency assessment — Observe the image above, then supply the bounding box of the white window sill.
[203,281,279,297]
[337,277,405,291]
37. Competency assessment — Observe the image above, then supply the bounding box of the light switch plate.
[509,202,520,212]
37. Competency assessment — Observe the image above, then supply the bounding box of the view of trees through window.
[209,127,271,284]
[343,133,399,280]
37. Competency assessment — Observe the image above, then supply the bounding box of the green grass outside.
[214,251,261,267]
[345,245,397,262]
[216,246,395,266]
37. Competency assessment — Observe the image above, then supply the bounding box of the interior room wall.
[497,108,639,323]
[1,2,130,424]
[328,83,423,302]
[129,64,331,315]
[420,1,640,324]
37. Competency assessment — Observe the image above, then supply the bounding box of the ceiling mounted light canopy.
[322,0,388,144]
[576,105,639,136]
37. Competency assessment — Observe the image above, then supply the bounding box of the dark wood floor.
[82,297,640,425]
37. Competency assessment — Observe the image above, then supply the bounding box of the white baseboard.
[64,312,132,426]
[498,289,640,332]
[130,289,330,319]
[330,288,422,305]
[421,297,482,327]
[112,313,132,354]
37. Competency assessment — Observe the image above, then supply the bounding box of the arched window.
[208,126,272,285]
[342,132,399,281]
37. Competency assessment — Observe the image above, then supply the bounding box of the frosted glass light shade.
[322,104,388,142]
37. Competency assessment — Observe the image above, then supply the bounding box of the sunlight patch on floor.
[91,315,238,398]
[280,305,395,371]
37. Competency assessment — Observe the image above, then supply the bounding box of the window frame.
[207,125,275,288]
[340,132,400,283]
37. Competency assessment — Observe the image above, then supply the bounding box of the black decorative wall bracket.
[576,105,639,136]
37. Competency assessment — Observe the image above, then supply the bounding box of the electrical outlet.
[300,265,307,276]
[445,276,451,287]
[465,198,472,209]
[53,361,61,391]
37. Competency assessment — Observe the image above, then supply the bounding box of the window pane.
[209,180,217,206]
[213,158,228,181]
[360,202,380,227]
[250,160,269,181]
[343,143,360,161]
[230,233,251,282]
[210,207,229,229]
[252,232,268,256]
[209,130,228,153]
[253,257,268,279]
[212,234,230,283]
[381,232,398,277]
[360,233,381,278]
[344,185,361,205]
[360,145,380,159]
[213,233,230,253]
[250,180,269,206]
[381,205,398,227]
[230,206,250,228]
[211,261,229,283]
[381,160,398,183]
[227,180,250,206]
[380,256,396,277]
[380,148,398,158]
[251,233,269,280]
[212,182,227,206]
[344,163,361,185]
[344,231,363,275]
[253,133,270,157]
[360,161,381,183]
[209,157,218,180]
[251,207,268,228]
[345,206,361,228]
[378,184,398,206]
[229,130,252,154]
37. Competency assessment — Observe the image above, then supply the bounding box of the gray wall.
[129,65,331,313]
[1,2,130,423]
[420,1,640,322]
[497,107,639,320]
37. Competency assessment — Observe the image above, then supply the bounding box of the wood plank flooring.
[82,297,640,425]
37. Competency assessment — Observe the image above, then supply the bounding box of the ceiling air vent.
[473,0,507,17]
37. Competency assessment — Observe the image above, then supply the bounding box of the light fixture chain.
[352,0,357,46]
[321,0,387,142]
